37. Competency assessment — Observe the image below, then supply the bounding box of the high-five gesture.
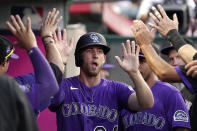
[131,20,155,47]
[148,4,178,37]
[53,27,73,64]
[41,8,62,37]
[5,15,37,51]
[115,40,140,76]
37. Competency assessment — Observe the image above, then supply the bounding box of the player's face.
[139,58,152,81]
[81,46,106,77]
[0,60,10,74]
[168,49,185,66]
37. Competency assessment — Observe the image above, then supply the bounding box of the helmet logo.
[6,47,11,53]
[90,34,99,43]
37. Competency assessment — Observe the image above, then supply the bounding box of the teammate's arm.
[149,4,197,63]
[115,40,154,111]
[132,20,182,82]
[6,15,59,103]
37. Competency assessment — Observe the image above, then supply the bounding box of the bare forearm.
[140,44,181,82]
[43,37,64,74]
[128,71,154,110]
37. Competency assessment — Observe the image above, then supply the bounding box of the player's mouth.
[91,62,98,69]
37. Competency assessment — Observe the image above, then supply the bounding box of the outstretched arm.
[41,8,73,74]
[132,20,182,82]
[115,40,154,111]
[6,15,59,103]
[149,4,197,63]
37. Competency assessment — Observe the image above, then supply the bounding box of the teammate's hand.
[115,40,140,76]
[5,15,37,51]
[41,8,62,37]
[53,27,73,64]
[131,20,155,47]
[148,4,178,38]
[185,60,197,78]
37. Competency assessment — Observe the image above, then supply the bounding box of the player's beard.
[82,62,103,77]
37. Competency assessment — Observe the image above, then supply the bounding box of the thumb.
[114,56,122,66]
[173,13,178,24]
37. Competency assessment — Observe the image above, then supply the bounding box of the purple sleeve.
[116,82,134,109]
[167,91,191,129]
[175,66,195,94]
[28,47,59,103]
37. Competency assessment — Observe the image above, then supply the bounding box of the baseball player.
[131,4,197,131]
[0,14,59,116]
[46,31,154,130]
[119,50,190,131]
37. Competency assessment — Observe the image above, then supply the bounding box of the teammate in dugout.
[119,45,190,131]
[43,10,154,130]
[0,14,59,117]
[131,4,197,131]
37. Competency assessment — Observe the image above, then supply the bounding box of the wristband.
[166,29,187,50]
[43,40,54,46]
[42,35,52,42]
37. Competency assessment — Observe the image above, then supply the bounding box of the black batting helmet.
[74,32,110,67]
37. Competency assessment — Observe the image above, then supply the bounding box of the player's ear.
[103,55,106,64]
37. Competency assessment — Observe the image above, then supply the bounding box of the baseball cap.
[0,35,19,63]
[160,45,175,56]
[102,64,115,69]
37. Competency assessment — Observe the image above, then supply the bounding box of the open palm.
[115,40,140,74]
[53,27,73,64]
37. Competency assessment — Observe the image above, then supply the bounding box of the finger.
[149,12,160,24]
[54,16,62,27]
[57,27,61,40]
[48,8,56,24]
[45,11,51,24]
[131,41,135,54]
[126,40,131,54]
[68,38,73,48]
[173,13,178,25]
[148,22,158,30]
[52,31,58,43]
[121,43,127,57]
[186,65,197,76]
[185,60,197,69]
[114,56,122,66]
[51,10,59,24]
[150,27,156,38]
[157,4,168,19]
[136,45,140,57]
[10,15,21,31]
[151,6,162,20]
[62,29,67,41]
[26,17,31,31]
[5,21,17,35]
[15,15,25,30]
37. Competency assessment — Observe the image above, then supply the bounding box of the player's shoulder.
[155,80,179,93]
[102,79,129,87]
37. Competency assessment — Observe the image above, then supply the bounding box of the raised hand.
[5,15,37,51]
[131,20,155,47]
[185,60,197,78]
[53,27,73,64]
[148,4,178,37]
[115,40,140,76]
[41,8,62,37]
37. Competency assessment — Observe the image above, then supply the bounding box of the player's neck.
[78,73,101,88]
[146,73,158,88]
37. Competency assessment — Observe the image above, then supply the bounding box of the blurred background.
[1,0,197,130]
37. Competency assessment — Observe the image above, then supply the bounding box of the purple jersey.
[15,73,51,117]
[50,76,134,131]
[119,80,190,131]
[175,66,197,94]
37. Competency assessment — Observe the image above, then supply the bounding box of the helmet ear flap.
[75,53,83,67]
